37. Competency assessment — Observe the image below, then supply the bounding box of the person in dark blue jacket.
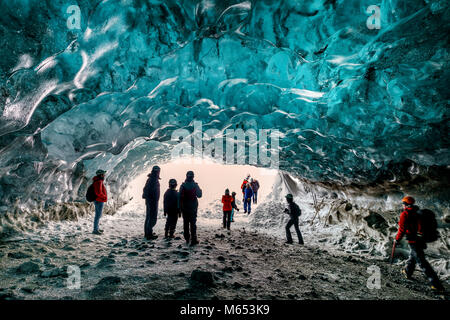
[164,179,181,239]
[243,184,253,214]
[142,166,161,240]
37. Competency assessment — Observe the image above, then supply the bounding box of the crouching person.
[92,169,107,235]
[164,179,181,239]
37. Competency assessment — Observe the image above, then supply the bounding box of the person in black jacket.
[164,179,181,239]
[230,191,239,222]
[284,194,304,245]
[142,166,161,240]
[179,171,202,246]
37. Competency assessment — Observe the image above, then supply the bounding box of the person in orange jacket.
[395,196,444,292]
[92,169,107,235]
[222,189,234,230]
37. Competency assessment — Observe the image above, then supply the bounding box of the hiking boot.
[169,233,175,239]
[285,240,293,244]
[164,231,169,239]
[190,239,199,246]
[148,234,158,240]
[401,269,412,280]
[299,241,304,245]
[98,229,104,234]
[92,230,102,235]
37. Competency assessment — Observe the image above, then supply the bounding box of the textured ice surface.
[0,1,449,213]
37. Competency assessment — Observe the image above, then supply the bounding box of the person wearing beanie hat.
[142,165,161,240]
[163,179,181,239]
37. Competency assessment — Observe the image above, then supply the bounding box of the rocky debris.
[96,257,115,268]
[97,276,121,286]
[20,287,35,294]
[190,269,215,287]
[40,266,69,278]
[7,251,32,259]
[127,252,139,257]
[15,262,40,274]
[0,291,19,300]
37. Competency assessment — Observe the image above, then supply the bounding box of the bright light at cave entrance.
[125,157,278,211]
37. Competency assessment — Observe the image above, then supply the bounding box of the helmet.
[285,194,293,200]
[250,178,254,182]
[232,192,236,196]
[152,165,160,172]
[186,171,194,178]
[96,169,106,175]
[402,196,415,205]
[169,179,177,187]
[225,188,230,194]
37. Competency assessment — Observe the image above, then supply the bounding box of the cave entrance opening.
[122,156,279,219]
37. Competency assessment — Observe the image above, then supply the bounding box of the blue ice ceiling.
[0,0,449,206]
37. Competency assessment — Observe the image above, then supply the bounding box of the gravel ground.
[0,204,448,300]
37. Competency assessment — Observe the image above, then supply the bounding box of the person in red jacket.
[92,169,107,235]
[395,196,444,292]
[222,189,234,231]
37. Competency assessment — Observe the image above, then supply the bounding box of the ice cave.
[0,0,449,301]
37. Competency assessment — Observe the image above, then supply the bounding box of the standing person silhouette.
[142,166,161,240]
[179,171,202,246]
[284,194,304,245]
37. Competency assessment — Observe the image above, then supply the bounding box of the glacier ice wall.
[0,0,449,216]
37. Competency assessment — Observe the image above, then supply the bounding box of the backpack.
[294,203,302,217]
[86,183,96,202]
[417,209,439,243]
